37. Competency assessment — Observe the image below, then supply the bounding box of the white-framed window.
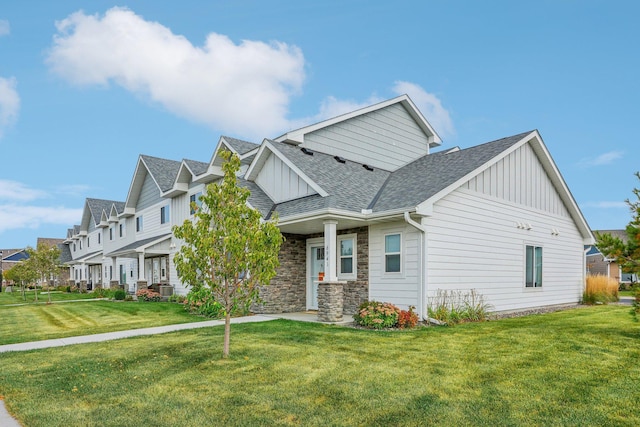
[525,244,543,288]
[119,223,125,238]
[384,233,402,273]
[190,192,203,215]
[73,243,76,252]
[88,237,90,248]
[161,205,170,224]
[136,216,143,232]
[79,240,82,250]
[109,226,114,241]
[98,232,101,244]
[338,234,357,279]
[160,256,167,279]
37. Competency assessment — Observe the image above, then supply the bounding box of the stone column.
[109,280,121,290]
[317,282,343,322]
[136,280,148,293]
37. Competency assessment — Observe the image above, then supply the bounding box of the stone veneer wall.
[255,227,370,315]
[254,233,309,313]
[342,226,369,314]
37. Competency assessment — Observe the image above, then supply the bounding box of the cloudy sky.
[0,0,638,248]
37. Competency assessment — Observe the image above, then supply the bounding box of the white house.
[64,94,594,321]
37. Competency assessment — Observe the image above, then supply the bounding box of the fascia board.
[244,139,271,180]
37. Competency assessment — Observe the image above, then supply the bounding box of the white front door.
[308,245,325,310]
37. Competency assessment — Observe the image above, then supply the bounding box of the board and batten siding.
[255,153,316,203]
[368,221,421,309]
[463,142,569,217]
[425,187,584,313]
[303,103,430,171]
[137,172,163,211]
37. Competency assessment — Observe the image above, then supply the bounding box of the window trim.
[161,205,170,225]
[337,233,357,280]
[190,192,203,215]
[136,216,143,232]
[525,243,543,288]
[384,232,402,274]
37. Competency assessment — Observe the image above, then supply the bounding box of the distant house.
[62,95,594,320]
[587,230,638,283]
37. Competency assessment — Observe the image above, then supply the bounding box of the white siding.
[464,143,570,217]
[138,173,162,211]
[255,153,316,203]
[135,202,172,241]
[425,187,584,312]
[303,103,430,171]
[368,221,421,309]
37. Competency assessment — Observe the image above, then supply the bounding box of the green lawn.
[0,301,208,345]
[0,290,99,306]
[0,305,638,426]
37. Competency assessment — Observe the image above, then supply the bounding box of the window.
[119,223,125,238]
[73,243,76,252]
[79,240,82,250]
[161,205,170,224]
[525,245,543,287]
[338,235,356,278]
[119,265,126,285]
[109,265,113,280]
[88,237,90,248]
[98,232,101,244]
[160,257,167,279]
[190,192,203,214]
[385,233,401,273]
[136,216,143,232]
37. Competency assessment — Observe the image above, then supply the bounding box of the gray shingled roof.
[105,234,172,256]
[86,198,123,225]
[141,155,182,192]
[268,139,391,215]
[223,136,259,155]
[58,243,72,264]
[184,159,209,176]
[371,131,531,212]
[240,179,274,218]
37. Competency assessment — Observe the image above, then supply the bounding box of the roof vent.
[334,156,346,164]
[363,164,374,171]
[301,147,314,156]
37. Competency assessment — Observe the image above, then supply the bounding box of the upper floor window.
[136,216,143,232]
[73,243,76,252]
[384,233,401,273]
[119,223,126,238]
[98,232,101,244]
[88,237,90,248]
[161,205,170,224]
[525,245,543,287]
[109,226,114,241]
[79,240,82,250]
[190,192,203,215]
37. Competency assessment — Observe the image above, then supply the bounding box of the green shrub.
[184,288,224,318]
[353,301,401,329]
[167,293,186,303]
[136,289,162,302]
[428,289,493,325]
[113,289,126,301]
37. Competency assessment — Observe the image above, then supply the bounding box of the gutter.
[403,212,440,324]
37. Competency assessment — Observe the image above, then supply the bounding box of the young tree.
[27,243,62,304]
[4,260,38,301]
[173,150,283,358]
[595,172,640,279]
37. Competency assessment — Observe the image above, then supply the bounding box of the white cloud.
[0,180,45,202]
[46,7,305,140]
[0,76,20,138]
[0,19,9,36]
[0,204,82,233]
[391,81,454,138]
[578,150,623,167]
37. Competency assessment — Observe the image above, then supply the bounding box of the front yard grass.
[0,305,638,426]
[0,290,99,306]
[0,301,208,345]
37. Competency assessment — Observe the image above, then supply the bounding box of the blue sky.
[0,0,638,249]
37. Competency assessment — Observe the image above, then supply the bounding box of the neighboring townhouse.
[587,229,638,283]
[103,155,182,294]
[65,198,124,289]
[63,94,594,321]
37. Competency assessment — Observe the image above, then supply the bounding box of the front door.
[308,245,325,309]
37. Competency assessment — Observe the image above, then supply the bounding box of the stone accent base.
[109,281,122,290]
[318,282,343,322]
[80,280,87,292]
[136,280,148,293]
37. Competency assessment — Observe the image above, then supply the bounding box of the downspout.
[403,212,436,323]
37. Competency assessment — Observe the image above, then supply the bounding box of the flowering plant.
[353,301,401,329]
[398,306,419,329]
[136,288,162,302]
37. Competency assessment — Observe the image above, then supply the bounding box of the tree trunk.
[223,311,231,358]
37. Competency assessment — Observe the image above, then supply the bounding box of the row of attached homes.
[64,95,594,320]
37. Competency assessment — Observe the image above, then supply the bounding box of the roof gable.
[123,155,181,216]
